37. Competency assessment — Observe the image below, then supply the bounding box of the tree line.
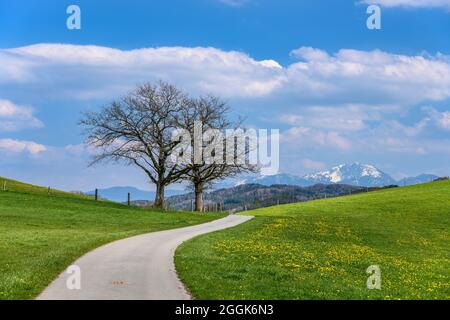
[80,81,255,211]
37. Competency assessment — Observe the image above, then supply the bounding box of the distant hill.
[86,186,184,202]
[163,183,369,212]
[397,174,440,186]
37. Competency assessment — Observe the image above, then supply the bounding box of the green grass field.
[176,181,450,300]
[0,177,224,300]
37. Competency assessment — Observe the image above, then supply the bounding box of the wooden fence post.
[2,180,6,191]
[128,192,131,206]
[95,189,98,201]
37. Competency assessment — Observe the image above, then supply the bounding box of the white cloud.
[438,112,450,129]
[0,139,46,155]
[280,105,450,157]
[287,47,450,104]
[1,44,449,108]
[363,0,450,9]
[279,104,399,132]
[336,113,450,156]
[0,44,285,99]
[423,106,450,130]
[0,99,43,132]
[282,127,352,151]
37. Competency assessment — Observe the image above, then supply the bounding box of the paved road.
[37,215,253,300]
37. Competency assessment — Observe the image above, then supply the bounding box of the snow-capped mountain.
[303,163,396,187]
[241,163,440,188]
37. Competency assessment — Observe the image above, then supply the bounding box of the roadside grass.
[0,177,225,300]
[176,181,450,299]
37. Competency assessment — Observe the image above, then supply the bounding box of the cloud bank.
[0,44,284,99]
[1,44,449,108]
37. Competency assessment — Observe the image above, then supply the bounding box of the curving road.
[37,215,253,300]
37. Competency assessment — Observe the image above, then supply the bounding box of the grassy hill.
[176,180,450,299]
[0,177,224,300]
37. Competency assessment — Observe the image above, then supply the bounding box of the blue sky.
[0,0,450,191]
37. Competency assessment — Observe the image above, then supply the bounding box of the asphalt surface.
[37,214,253,300]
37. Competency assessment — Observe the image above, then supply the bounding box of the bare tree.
[80,81,190,209]
[174,95,256,212]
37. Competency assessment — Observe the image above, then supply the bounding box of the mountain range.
[85,163,441,202]
[241,163,439,188]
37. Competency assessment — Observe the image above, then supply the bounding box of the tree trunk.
[194,183,204,212]
[154,183,165,209]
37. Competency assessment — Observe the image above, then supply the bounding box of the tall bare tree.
[80,81,190,208]
[174,95,256,212]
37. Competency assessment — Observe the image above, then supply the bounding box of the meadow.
[176,181,450,299]
[0,177,224,300]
